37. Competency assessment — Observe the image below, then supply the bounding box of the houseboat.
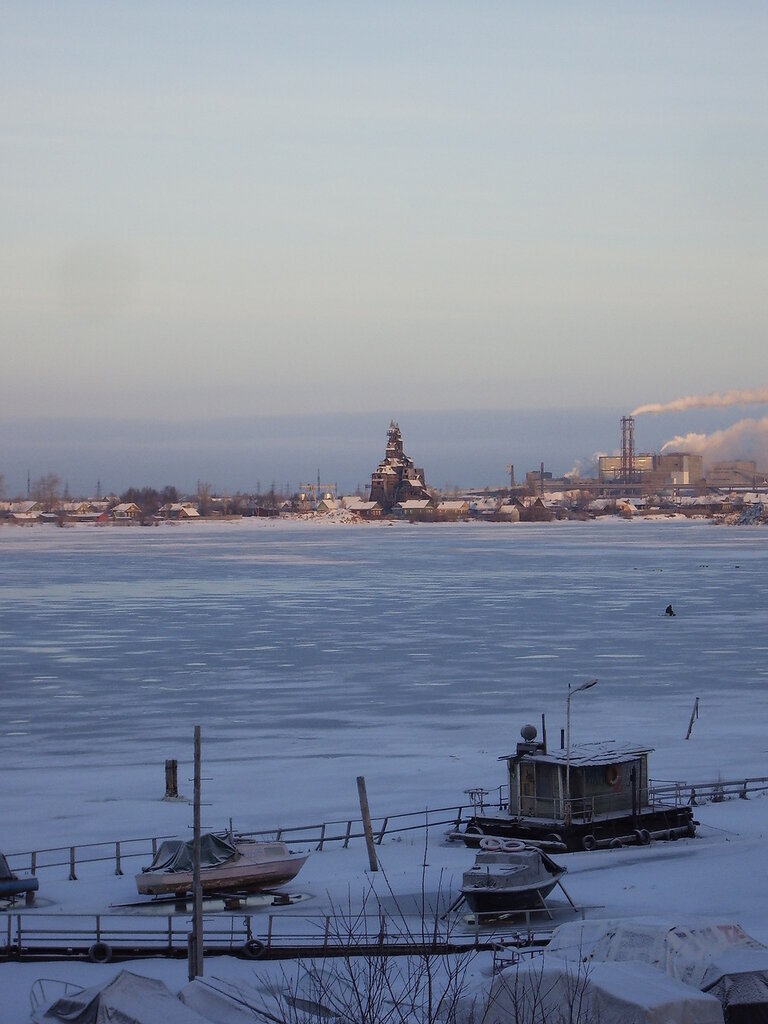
[454,724,696,852]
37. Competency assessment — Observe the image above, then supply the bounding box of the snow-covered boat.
[0,850,38,905]
[136,833,308,896]
[459,837,567,917]
[455,723,696,852]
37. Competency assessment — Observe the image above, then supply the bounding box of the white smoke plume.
[661,415,768,469]
[564,453,607,479]
[632,387,768,417]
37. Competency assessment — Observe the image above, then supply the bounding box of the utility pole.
[189,725,204,980]
[565,679,598,826]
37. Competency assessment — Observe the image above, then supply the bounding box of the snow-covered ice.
[2,519,768,1021]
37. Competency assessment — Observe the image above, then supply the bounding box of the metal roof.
[499,741,653,767]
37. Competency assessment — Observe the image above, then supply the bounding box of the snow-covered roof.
[500,741,653,766]
[398,499,432,509]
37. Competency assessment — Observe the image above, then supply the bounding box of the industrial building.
[599,416,704,497]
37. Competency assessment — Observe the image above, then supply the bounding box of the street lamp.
[565,678,598,826]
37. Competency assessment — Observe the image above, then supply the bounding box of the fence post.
[454,806,463,829]
[323,916,330,954]
[376,817,389,845]
[168,917,174,954]
[276,828,283,841]
[689,787,697,806]
[267,915,274,951]
[115,842,123,876]
[16,915,22,954]
[69,847,77,881]
[31,851,37,875]
[740,780,749,800]
[96,914,101,942]
[343,820,352,849]
[152,838,158,856]
[316,823,327,852]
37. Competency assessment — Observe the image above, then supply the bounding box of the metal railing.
[2,909,500,961]
[6,777,767,885]
[4,805,467,882]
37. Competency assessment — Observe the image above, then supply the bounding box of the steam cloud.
[632,387,768,417]
[662,415,768,469]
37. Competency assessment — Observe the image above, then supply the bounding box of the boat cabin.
[502,737,652,823]
[461,723,695,852]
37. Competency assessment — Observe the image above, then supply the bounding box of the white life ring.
[501,839,527,853]
[605,764,620,786]
[479,836,503,851]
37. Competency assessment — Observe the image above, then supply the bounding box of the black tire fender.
[88,941,112,964]
[241,937,266,960]
[582,834,597,852]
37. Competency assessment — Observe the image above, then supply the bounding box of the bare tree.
[31,473,61,511]
[197,480,212,516]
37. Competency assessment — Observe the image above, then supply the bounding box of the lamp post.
[565,678,598,826]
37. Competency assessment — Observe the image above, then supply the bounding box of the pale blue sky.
[2,3,767,489]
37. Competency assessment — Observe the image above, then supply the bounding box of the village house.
[111,502,142,523]
[343,497,383,519]
[155,502,201,521]
[1,500,42,524]
[396,498,436,521]
[435,499,469,521]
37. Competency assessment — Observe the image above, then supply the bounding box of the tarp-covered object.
[142,833,236,874]
[0,853,13,880]
[37,970,211,1024]
[457,956,724,1024]
[548,918,768,1023]
[180,976,282,1023]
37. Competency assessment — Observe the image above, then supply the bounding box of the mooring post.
[685,697,699,740]
[115,842,123,876]
[356,776,379,872]
[69,847,77,881]
[165,759,178,798]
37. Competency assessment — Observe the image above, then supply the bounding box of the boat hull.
[461,873,564,916]
[136,851,308,896]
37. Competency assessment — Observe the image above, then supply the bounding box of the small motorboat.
[459,836,567,917]
[136,832,308,897]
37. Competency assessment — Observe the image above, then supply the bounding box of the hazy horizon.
[2,404,763,498]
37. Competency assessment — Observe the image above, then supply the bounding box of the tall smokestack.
[621,416,635,485]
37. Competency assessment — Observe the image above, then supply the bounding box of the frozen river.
[1,518,767,850]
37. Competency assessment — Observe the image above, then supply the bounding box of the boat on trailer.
[454,724,696,853]
[460,837,568,917]
[136,833,308,896]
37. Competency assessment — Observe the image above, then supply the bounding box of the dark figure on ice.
[665,604,675,617]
